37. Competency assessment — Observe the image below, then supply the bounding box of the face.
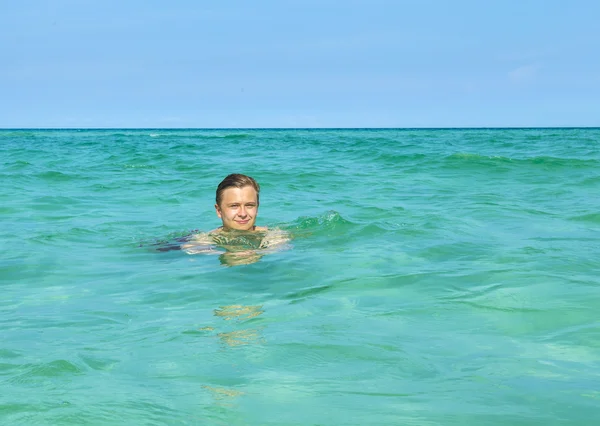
[215,186,259,231]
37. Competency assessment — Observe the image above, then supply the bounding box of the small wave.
[569,213,600,224]
[35,170,76,181]
[7,359,83,385]
[3,160,32,170]
[0,131,38,138]
[580,176,600,186]
[285,284,332,302]
[445,153,513,162]
[529,156,599,168]
[280,211,354,237]
[122,164,156,169]
[27,227,99,244]
[223,133,250,139]
[370,152,428,164]
[194,133,252,141]
[444,153,599,169]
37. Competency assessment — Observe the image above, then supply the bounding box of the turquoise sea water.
[1,128,600,425]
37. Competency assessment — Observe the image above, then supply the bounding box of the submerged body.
[182,174,291,264]
[182,227,290,254]
[181,228,290,265]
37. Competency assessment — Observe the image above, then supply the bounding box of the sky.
[1,0,599,128]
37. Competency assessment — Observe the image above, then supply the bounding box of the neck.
[220,225,256,232]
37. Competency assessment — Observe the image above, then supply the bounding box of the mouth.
[235,220,250,225]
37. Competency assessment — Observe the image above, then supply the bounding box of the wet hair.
[216,174,260,206]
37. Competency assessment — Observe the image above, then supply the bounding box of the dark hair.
[216,174,260,206]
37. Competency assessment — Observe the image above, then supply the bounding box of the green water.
[1,128,600,425]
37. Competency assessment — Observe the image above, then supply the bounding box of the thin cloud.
[508,64,539,83]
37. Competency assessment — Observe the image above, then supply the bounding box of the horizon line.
[1,126,599,131]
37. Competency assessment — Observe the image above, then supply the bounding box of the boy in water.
[182,174,289,263]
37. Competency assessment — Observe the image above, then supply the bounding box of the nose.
[238,206,248,217]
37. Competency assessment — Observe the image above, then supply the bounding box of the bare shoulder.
[190,232,216,243]
[255,226,268,231]
[180,231,219,254]
[260,227,291,250]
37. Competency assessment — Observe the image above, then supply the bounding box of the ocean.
[1,128,599,425]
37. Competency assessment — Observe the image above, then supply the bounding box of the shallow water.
[1,128,600,424]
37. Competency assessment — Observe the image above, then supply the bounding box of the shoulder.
[190,232,215,244]
[259,227,291,249]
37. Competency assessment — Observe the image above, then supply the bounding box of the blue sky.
[1,1,599,128]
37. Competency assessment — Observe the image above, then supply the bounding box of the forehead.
[220,186,258,203]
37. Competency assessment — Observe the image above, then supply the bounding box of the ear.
[215,203,222,218]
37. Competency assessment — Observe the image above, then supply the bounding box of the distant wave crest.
[444,153,599,168]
